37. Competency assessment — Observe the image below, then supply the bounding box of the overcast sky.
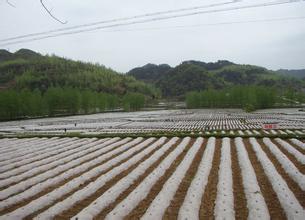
[1,0,305,72]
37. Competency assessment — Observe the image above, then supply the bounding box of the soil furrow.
[199,138,221,219]
[0,140,95,178]
[258,139,305,208]
[0,139,126,192]
[0,139,90,175]
[162,139,207,219]
[286,140,305,155]
[0,139,139,215]
[243,138,286,219]
[231,139,248,220]
[91,138,185,220]
[49,138,175,220]
[122,139,195,220]
[25,138,158,219]
[2,135,304,219]
[270,139,305,174]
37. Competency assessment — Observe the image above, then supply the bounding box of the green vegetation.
[127,63,172,84]
[186,86,277,111]
[0,87,158,121]
[0,88,120,120]
[277,69,305,79]
[1,49,304,120]
[123,92,145,111]
[0,49,160,97]
[128,60,305,98]
[0,49,161,120]
[283,87,305,106]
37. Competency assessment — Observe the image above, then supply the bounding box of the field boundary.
[1,130,304,139]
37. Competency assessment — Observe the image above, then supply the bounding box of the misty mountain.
[276,69,305,79]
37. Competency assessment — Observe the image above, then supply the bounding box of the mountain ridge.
[0,48,159,98]
[1,49,304,99]
[276,69,305,79]
[128,60,305,97]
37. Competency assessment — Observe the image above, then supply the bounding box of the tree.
[186,86,277,111]
[123,93,145,111]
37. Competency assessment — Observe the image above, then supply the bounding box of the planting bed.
[0,136,304,219]
[0,109,304,136]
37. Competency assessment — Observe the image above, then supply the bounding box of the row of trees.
[123,92,145,111]
[186,86,277,111]
[0,88,146,121]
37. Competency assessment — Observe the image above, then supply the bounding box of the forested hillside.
[0,49,159,97]
[1,49,304,120]
[276,69,305,79]
[128,60,305,97]
[0,49,159,120]
[127,63,171,84]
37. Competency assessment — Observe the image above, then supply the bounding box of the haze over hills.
[128,61,305,97]
[276,69,305,79]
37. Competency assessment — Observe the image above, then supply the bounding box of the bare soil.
[258,139,305,208]
[123,139,195,220]
[243,138,286,219]
[231,139,248,220]
[199,138,222,220]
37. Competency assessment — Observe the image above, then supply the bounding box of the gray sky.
[1,0,305,73]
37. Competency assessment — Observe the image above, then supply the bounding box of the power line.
[0,0,300,43]
[0,0,241,42]
[1,0,304,46]
[100,16,305,32]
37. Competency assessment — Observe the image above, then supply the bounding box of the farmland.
[0,108,304,219]
[0,136,304,219]
[1,0,305,218]
[0,108,304,137]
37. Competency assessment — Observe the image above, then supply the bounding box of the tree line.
[0,88,146,121]
[186,86,277,111]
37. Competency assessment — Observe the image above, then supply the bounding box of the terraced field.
[0,137,304,219]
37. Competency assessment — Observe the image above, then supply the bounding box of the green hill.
[0,49,159,120]
[276,69,305,79]
[128,60,305,98]
[0,49,159,97]
[127,63,171,84]
[1,49,304,120]
[0,49,41,62]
